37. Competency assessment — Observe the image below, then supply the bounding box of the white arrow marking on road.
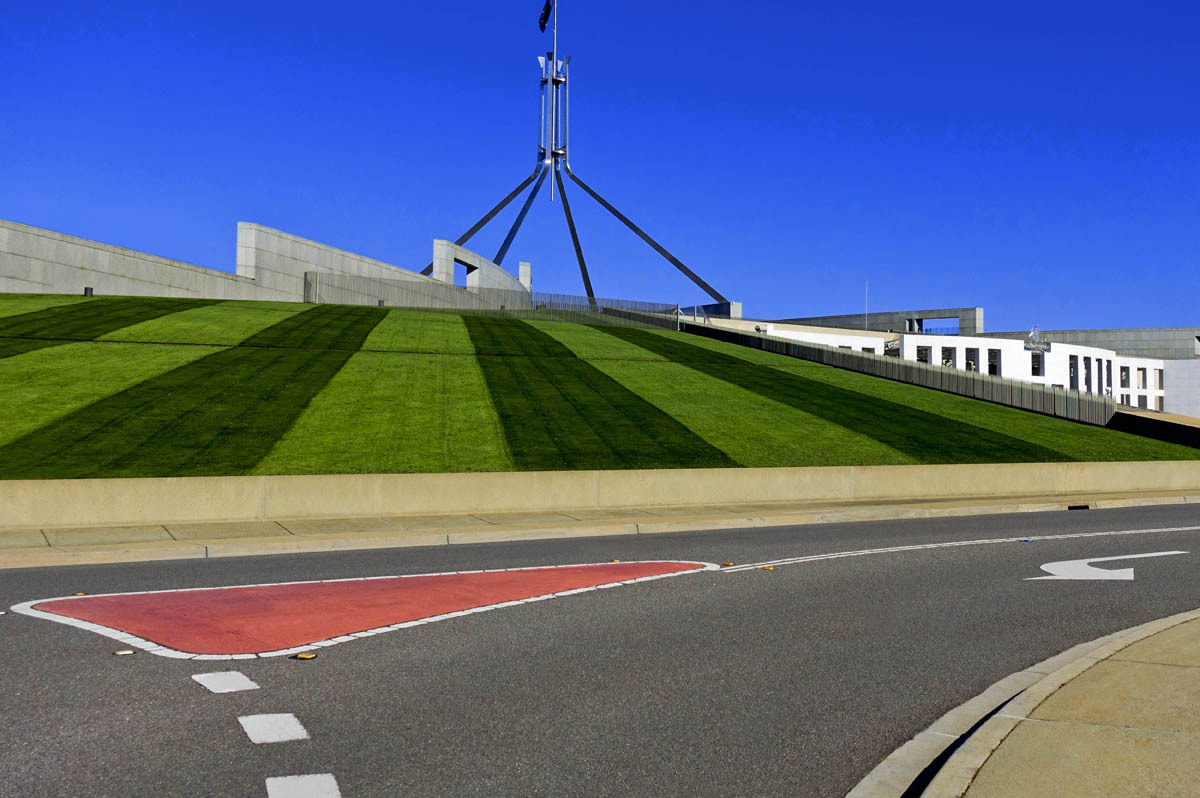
[1026,550,1188,581]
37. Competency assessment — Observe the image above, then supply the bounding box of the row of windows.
[911,346,1165,394]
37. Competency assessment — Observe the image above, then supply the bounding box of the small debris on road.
[761,566,774,571]
[721,562,735,567]
[113,649,135,656]
[291,652,318,661]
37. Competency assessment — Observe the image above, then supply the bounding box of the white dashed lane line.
[239,713,311,744]
[191,670,341,792]
[266,773,342,797]
[191,671,260,693]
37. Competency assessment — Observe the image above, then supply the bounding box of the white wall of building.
[709,319,892,354]
[900,333,1166,411]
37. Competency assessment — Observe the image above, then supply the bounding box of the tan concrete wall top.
[3,461,1200,531]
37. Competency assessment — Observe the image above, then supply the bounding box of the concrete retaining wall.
[0,218,272,300]
[235,223,441,300]
[3,462,1199,530]
[0,218,439,303]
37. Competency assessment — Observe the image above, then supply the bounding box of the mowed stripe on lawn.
[0,305,386,479]
[596,326,1071,464]
[0,296,218,360]
[464,316,735,470]
[533,323,916,467]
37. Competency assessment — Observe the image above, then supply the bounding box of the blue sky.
[2,1,1196,330]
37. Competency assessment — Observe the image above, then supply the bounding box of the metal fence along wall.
[304,271,678,328]
[681,322,1117,426]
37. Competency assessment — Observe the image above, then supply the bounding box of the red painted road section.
[34,562,705,655]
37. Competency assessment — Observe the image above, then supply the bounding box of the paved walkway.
[925,611,1200,797]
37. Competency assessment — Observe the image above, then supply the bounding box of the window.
[839,345,852,350]
[1120,393,1130,405]
[1031,352,1043,377]
[1156,396,1164,411]
[987,348,1001,376]
[862,347,876,354]
[916,346,930,364]
[1137,368,1147,389]
[941,347,956,368]
[1138,395,1148,408]
[1120,366,1130,388]
[1106,361,1113,391]
[1069,356,1079,390]
[965,348,979,372]
[1155,369,1164,390]
[1084,358,1093,393]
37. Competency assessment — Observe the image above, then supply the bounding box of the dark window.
[987,349,1001,376]
[1120,366,1130,388]
[965,348,979,372]
[916,346,930,364]
[1069,356,1079,390]
[1031,352,1043,377]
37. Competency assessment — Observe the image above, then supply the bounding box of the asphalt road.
[3,504,1199,797]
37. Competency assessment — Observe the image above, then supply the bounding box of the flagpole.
[549,0,558,201]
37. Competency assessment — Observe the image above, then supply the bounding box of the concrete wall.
[2,461,1199,530]
[980,328,1200,361]
[236,223,435,300]
[779,307,984,335]
[430,240,529,296]
[1164,360,1200,418]
[0,218,273,300]
[0,217,442,304]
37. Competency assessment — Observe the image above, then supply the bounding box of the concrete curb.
[846,608,1200,798]
[2,492,1199,570]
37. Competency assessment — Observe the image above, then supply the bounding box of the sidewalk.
[1,489,1197,570]
[928,611,1200,797]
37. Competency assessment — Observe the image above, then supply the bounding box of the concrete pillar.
[518,261,532,292]
[431,240,455,284]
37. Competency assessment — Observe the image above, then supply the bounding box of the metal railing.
[681,322,1116,426]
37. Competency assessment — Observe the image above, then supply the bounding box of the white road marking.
[1026,550,1189,581]
[721,525,1200,572]
[265,773,340,797]
[191,671,259,694]
[238,713,309,744]
[9,560,717,659]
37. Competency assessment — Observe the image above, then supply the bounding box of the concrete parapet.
[3,461,1200,531]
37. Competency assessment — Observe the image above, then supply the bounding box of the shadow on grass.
[595,327,1074,464]
[0,296,217,360]
[0,305,386,478]
[465,316,736,470]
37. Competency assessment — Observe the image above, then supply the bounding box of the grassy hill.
[0,292,1196,479]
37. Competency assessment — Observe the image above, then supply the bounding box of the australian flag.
[538,0,553,31]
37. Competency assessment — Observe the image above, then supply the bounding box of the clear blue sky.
[3,1,1196,330]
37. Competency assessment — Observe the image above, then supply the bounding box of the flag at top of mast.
[539,0,553,31]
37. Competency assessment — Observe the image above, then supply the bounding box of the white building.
[711,319,1171,413]
[898,333,1166,411]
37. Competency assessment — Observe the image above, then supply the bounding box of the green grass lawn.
[0,296,216,360]
[0,292,1195,478]
[254,352,512,474]
[646,329,1200,462]
[0,294,91,319]
[0,341,223,448]
[99,300,307,346]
